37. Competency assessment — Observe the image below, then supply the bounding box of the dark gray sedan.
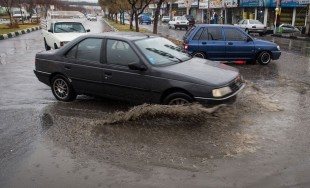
[34,32,245,105]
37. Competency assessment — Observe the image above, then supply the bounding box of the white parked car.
[168,16,189,30]
[87,14,97,21]
[234,19,267,36]
[161,16,170,23]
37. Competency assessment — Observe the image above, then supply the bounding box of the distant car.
[279,24,301,33]
[168,16,189,30]
[31,14,40,21]
[183,24,281,65]
[139,16,151,24]
[234,19,267,36]
[183,14,195,26]
[34,32,245,105]
[161,16,170,23]
[87,14,97,21]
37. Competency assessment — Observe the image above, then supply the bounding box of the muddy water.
[39,82,283,172]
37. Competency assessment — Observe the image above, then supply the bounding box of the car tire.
[192,52,206,59]
[257,51,271,65]
[44,39,51,51]
[51,75,77,102]
[163,92,193,105]
[54,43,58,49]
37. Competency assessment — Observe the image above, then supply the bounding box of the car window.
[193,28,204,40]
[242,20,247,24]
[200,27,223,40]
[224,28,247,41]
[184,25,196,39]
[54,22,86,33]
[75,38,102,62]
[66,46,77,59]
[249,20,263,24]
[238,20,243,24]
[106,39,139,66]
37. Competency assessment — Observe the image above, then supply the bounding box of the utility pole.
[169,0,172,19]
[184,0,192,15]
[273,0,281,34]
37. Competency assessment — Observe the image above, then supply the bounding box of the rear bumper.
[272,51,281,60]
[249,29,267,33]
[34,70,51,86]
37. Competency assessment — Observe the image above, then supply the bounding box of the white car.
[168,16,189,30]
[234,19,267,36]
[161,16,170,23]
[87,14,97,21]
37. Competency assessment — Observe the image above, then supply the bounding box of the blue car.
[183,24,281,65]
[139,16,151,25]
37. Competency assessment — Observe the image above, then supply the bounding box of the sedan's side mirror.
[128,62,147,71]
[48,29,53,33]
[86,29,90,32]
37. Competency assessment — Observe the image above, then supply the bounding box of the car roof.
[81,32,158,41]
[194,24,239,28]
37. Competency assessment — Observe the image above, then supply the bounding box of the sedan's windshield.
[135,37,191,66]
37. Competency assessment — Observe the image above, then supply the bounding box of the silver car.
[235,19,267,36]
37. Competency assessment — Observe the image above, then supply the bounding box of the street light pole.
[274,0,281,34]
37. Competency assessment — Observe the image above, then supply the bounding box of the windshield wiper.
[164,44,188,54]
[69,27,81,32]
[145,48,182,62]
[55,27,68,32]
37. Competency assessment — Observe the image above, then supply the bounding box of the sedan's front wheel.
[257,51,271,65]
[163,92,193,105]
[51,75,76,102]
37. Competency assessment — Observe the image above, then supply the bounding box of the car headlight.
[277,45,280,51]
[212,86,232,97]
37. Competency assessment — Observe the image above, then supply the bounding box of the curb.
[102,18,119,32]
[0,26,41,40]
[271,33,310,41]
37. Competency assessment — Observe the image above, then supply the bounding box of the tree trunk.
[134,13,139,32]
[153,0,164,34]
[130,13,134,30]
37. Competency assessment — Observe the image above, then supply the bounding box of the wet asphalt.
[0,18,310,187]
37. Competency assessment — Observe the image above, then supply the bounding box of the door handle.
[201,42,207,45]
[64,65,71,70]
[104,72,112,79]
[228,42,233,45]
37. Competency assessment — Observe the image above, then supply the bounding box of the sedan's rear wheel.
[51,75,76,102]
[163,92,193,105]
[257,51,271,65]
[192,52,206,59]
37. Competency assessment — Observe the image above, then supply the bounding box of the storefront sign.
[268,0,307,7]
[199,0,209,9]
[178,0,199,8]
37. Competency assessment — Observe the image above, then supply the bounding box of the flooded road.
[0,19,310,187]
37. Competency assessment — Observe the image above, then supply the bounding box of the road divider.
[0,26,41,40]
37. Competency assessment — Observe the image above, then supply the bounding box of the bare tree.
[128,0,152,32]
[0,0,14,26]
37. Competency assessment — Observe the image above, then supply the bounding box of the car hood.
[253,38,278,46]
[54,33,87,42]
[160,58,239,86]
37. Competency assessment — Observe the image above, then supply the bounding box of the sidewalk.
[0,26,41,40]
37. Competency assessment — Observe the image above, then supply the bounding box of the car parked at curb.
[279,24,301,33]
[161,16,170,23]
[234,19,267,36]
[183,14,195,26]
[168,16,189,30]
[183,24,281,65]
[139,15,152,24]
[34,32,245,105]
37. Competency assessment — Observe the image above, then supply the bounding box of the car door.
[63,38,104,95]
[102,39,153,102]
[198,27,226,60]
[223,27,255,60]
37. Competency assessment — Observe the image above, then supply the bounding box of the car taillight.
[252,25,256,28]
[176,22,179,24]
[184,43,189,50]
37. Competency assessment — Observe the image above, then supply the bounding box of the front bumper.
[271,51,281,60]
[195,83,246,105]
